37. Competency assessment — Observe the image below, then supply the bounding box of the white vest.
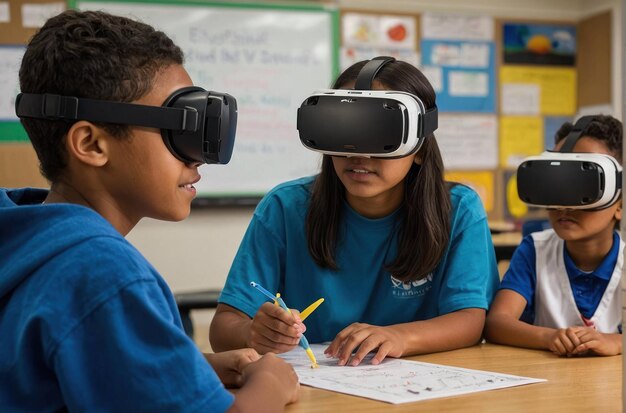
[532,229,623,333]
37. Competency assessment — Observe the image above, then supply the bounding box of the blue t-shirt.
[219,177,500,343]
[500,231,621,323]
[0,188,234,413]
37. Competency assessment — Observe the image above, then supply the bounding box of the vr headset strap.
[354,56,396,90]
[15,93,199,132]
[422,106,438,137]
[558,115,595,153]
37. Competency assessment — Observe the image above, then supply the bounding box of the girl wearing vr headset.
[486,115,623,357]
[1,10,298,413]
[211,58,500,366]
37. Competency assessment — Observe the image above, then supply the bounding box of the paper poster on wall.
[437,114,498,170]
[422,40,495,112]
[342,13,416,50]
[503,23,576,66]
[21,2,66,28]
[422,13,493,41]
[500,66,576,116]
[501,83,540,115]
[500,116,543,168]
[0,2,10,23]
[379,15,416,50]
[342,13,379,47]
[340,46,419,72]
[543,116,572,151]
[0,46,25,121]
[444,171,494,212]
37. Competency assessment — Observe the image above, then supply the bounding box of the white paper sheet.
[422,13,494,41]
[501,83,540,115]
[21,2,65,28]
[0,2,10,23]
[437,114,498,170]
[448,71,488,97]
[280,344,545,404]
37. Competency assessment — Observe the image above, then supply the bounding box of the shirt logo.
[390,274,433,298]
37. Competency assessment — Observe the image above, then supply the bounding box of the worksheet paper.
[280,344,545,404]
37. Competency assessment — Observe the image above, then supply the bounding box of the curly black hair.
[555,115,622,162]
[19,9,184,182]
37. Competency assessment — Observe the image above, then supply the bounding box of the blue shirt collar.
[563,231,620,281]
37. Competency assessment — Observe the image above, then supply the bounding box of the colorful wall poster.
[445,171,495,213]
[422,40,496,112]
[500,66,576,116]
[342,13,416,50]
[499,116,543,168]
[503,23,576,66]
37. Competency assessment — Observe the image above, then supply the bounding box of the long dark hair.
[306,60,452,282]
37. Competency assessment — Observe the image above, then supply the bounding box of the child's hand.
[247,302,306,354]
[242,353,300,404]
[545,327,582,356]
[570,327,622,356]
[204,348,260,388]
[324,323,404,366]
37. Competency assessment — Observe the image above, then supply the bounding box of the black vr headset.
[517,116,622,210]
[296,56,438,158]
[15,86,237,165]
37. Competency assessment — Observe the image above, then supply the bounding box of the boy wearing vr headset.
[211,57,499,366]
[0,10,298,412]
[485,115,623,357]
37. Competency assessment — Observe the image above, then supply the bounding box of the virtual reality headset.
[517,116,622,210]
[15,86,237,165]
[296,56,438,158]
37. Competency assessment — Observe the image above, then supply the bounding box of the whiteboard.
[76,1,338,203]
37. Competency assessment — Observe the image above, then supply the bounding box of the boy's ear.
[65,121,109,167]
[615,200,622,221]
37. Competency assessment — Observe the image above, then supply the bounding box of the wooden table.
[286,343,621,412]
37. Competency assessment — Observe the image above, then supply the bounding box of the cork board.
[577,11,611,106]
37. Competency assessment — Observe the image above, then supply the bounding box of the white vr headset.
[296,56,438,158]
[517,116,623,210]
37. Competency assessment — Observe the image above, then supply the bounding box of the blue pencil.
[250,281,318,368]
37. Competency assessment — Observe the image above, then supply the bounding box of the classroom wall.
[126,0,622,294]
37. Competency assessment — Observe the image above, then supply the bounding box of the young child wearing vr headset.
[485,115,623,357]
[0,10,299,413]
[210,57,500,366]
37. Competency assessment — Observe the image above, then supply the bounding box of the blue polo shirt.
[500,231,620,323]
[219,176,500,343]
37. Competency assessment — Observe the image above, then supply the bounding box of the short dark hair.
[306,60,451,282]
[555,115,622,162]
[19,9,184,182]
